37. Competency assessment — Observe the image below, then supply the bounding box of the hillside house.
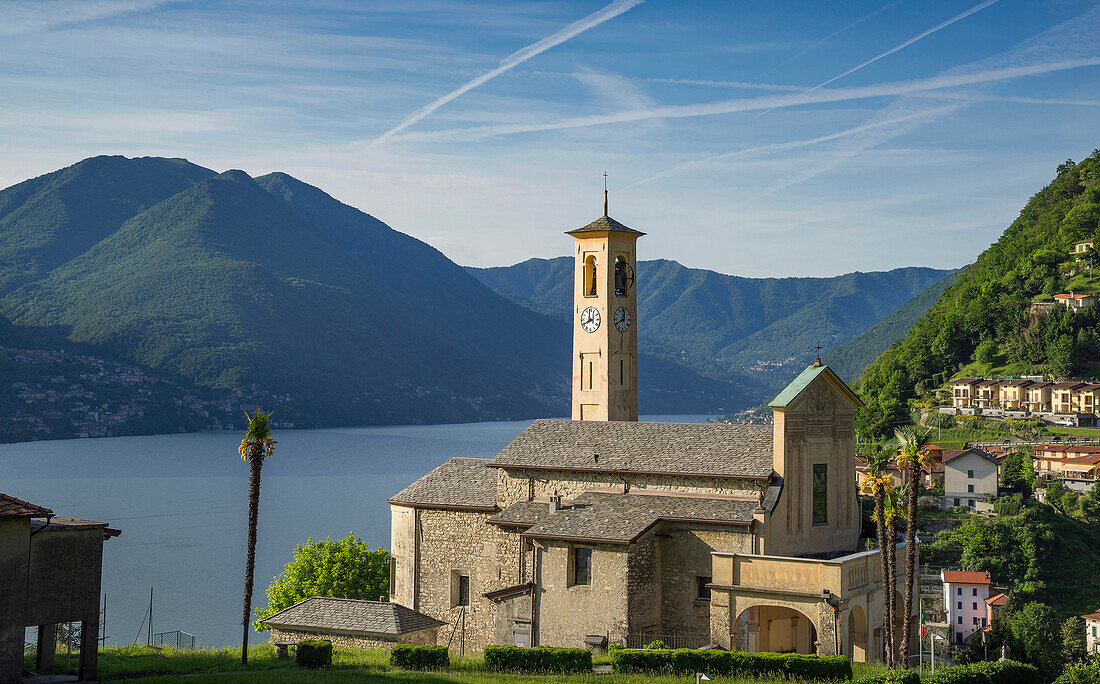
[972,380,1000,409]
[941,570,992,645]
[0,493,119,683]
[985,592,1007,625]
[1032,445,1100,482]
[1071,239,1094,257]
[996,379,1032,409]
[1084,611,1100,655]
[950,379,981,409]
[942,449,999,511]
[854,445,945,494]
[1054,292,1095,311]
[389,209,915,662]
[1051,382,1084,413]
[1024,381,1054,412]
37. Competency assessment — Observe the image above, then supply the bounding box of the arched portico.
[721,594,835,656]
[848,604,867,662]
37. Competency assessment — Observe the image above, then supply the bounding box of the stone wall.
[268,626,438,650]
[497,469,760,508]
[627,530,660,635]
[535,541,629,647]
[389,505,416,609]
[657,524,752,639]
[0,518,30,684]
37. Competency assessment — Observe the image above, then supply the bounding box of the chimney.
[548,491,562,514]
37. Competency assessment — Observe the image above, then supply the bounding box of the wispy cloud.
[387,59,1100,143]
[771,0,906,70]
[0,0,170,36]
[367,0,645,146]
[755,0,1002,117]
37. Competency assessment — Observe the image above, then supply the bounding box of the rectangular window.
[968,484,975,493]
[572,547,592,586]
[958,601,963,610]
[973,602,978,610]
[973,617,979,625]
[389,557,397,598]
[972,588,978,596]
[954,498,961,507]
[968,469,974,478]
[696,576,712,601]
[458,575,470,606]
[812,464,827,524]
[1093,626,1097,637]
[957,588,962,596]
[968,499,976,508]
[958,617,963,625]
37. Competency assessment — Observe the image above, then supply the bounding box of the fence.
[624,633,711,650]
[153,631,196,650]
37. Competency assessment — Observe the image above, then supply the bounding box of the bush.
[644,640,667,649]
[611,649,852,680]
[923,660,1041,684]
[389,644,449,670]
[853,670,920,684]
[1055,656,1100,683]
[483,645,592,673]
[294,639,332,669]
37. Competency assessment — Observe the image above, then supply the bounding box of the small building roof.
[519,491,758,545]
[1027,381,1054,389]
[566,215,645,236]
[950,378,981,385]
[1054,293,1094,300]
[1051,381,1086,389]
[943,448,999,466]
[768,362,862,409]
[985,593,1008,607]
[262,597,445,636]
[487,419,773,480]
[1082,611,1100,621]
[0,493,52,519]
[976,379,1000,387]
[941,570,991,584]
[388,457,498,511]
[998,378,1033,387]
[1074,239,1094,246]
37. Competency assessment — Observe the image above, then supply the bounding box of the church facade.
[388,205,912,660]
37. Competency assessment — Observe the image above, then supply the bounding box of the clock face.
[580,306,601,333]
[614,306,631,332]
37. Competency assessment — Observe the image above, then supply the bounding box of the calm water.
[1,415,710,647]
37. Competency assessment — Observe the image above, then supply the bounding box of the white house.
[943,448,999,512]
[1085,611,1100,655]
[942,570,992,644]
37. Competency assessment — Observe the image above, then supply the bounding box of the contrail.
[771,0,906,70]
[386,59,1100,142]
[628,107,957,187]
[368,0,645,146]
[755,0,1003,118]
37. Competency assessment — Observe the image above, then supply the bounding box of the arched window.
[614,256,634,296]
[584,255,597,296]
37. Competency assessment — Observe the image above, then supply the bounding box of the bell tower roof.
[566,215,645,236]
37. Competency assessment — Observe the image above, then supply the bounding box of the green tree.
[895,425,932,669]
[255,534,390,631]
[974,338,997,366]
[239,411,276,667]
[1047,336,1076,378]
[1081,483,1100,520]
[1063,491,1081,516]
[1001,452,1035,499]
[1046,480,1068,512]
[1007,601,1063,677]
[866,448,896,667]
[1061,616,1086,666]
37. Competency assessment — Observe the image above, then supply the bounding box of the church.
[388,201,912,660]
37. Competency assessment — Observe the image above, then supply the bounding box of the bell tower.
[568,185,644,421]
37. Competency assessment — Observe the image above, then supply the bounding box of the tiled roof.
[1083,611,1100,621]
[566,214,645,235]
[488,500,557,529]
[0,493,52,518]
[1027,381,1054,389]
[487,419,773,480]
[1051,382,1085,389]
[950,378,980,384]
[976,379,1000,387]
[943,448,998,465]
[942,570,991,584]
[520,492,757,544]
[388,458,498,511]
[262,597,445,635]
[998,378,1033,387]
[1054,293,1093,300]
[985,593,1008,607]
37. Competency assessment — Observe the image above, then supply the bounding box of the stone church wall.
[496,469,760,508]
[535,542,629,647]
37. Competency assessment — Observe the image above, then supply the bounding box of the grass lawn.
[33,645,890,682]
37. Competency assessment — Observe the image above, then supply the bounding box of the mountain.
[0,156,755,429]
[824,270,960,382]
[468,258,951,393]
[856,150,1100,438]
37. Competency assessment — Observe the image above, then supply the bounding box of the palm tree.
[883,486,903,667]
[895,425,933,670]
[239,411,276,666]
[866,448,895,667]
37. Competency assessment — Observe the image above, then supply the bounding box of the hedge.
[294,639,332,669]
[853,671,920,684]
[610,649,852,680]
[1054,659,1100,684]
[483,645,592,673]
[389,644,449,670]
[922,660,1041,684]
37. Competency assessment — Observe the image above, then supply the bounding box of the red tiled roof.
[943,448,998,465]
[1083,612,1100,621]
[0,493,52,518]
[942,570,991,584]
[985,593,1008,607]
[1054,293,1094,300]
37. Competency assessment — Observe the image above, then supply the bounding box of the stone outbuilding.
[262,597,446,650]
[0,492,119,683]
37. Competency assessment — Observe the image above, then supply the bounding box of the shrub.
[294,639,332,669]
[644,640,667,649]
[1055,656,1100,683]
[389,644,449,670]
[483,645,592,673]
[611,649,852,680]
[923,660,1041,684]
[853,670,920,684]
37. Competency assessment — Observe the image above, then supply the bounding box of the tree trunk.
[886,509,898,667]
[241,448,263,666]
[874,489,892,668]
[901,460,920,669]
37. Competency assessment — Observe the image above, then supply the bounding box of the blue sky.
[2,0,1099,276]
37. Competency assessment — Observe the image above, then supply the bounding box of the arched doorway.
[735,606,818,654]
[849,604,867,662]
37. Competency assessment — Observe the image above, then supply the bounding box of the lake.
[0,415,711,647]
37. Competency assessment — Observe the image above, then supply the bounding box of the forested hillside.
[857,150,1100,438]
[469,258,950,393]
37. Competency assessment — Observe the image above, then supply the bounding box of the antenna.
[603,172,609,216]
